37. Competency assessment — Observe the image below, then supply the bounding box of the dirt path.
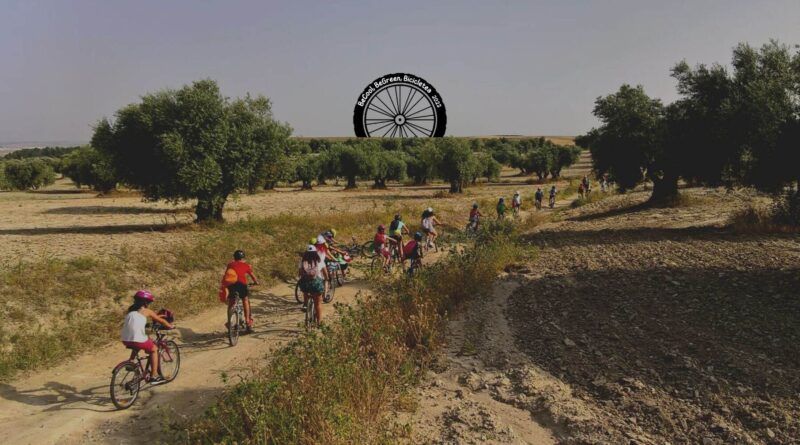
[0,264,384,444]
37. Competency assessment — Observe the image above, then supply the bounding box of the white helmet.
[514,190,520,195]
[426,207,433,212]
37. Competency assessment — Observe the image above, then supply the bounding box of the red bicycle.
[109,323,181,410]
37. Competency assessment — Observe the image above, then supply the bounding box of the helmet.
[328,228,337,238]
[499,197,505,201]
[310,237,318,245]
[514,190,520,195]
[134,290,154,303]
[394,214,401,220]
[426,207,433,213]
[233,250,245,260]
[472,203,478,209]
[414,231,423,241]
[377,224,386,232]
[307,244,317,252]
[157,309,174,324]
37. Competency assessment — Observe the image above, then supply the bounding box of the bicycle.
[512,205,520,218]
[535,199,542,210]
[335,236,364,258]
[305,294,318,330]
[294,265,337,304]
[370,246,400,273]
[549,196,556,209]
[110,323,181,410]
[227,283,256,347]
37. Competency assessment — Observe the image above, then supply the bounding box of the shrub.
[3,158,56,190]
[60,146,117,192]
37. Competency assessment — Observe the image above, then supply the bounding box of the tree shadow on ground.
[508,265,800,443]
[43,206,191,215]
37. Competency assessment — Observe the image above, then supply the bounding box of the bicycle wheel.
[324,276,336,303]
[335,266,344,286]
[294,282,302,303]
[159,340,181,382]
[305,300,316,329]
[227,303,240,347]
[361,241,375,258]
[110,361,141,410]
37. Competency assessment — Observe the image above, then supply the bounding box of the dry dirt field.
[0,150,586,265]
[406,188,800,444]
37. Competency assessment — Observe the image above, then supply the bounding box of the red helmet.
[377,224,385,232]
[134,290,154,303]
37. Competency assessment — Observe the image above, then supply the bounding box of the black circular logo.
[353,73,447,137]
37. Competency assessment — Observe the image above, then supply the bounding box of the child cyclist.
[121,290,175,385]
[511,191,522,215]
[374,224,398,271]
[403,231,424,273]
[496,197,507,219]
[388,214,410,258]
[421,208,443,249]
[225,250,259,330]
[298,245,330,324]
[468,203,483,231]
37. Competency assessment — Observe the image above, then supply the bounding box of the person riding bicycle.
[225,250,259,330]
[421,208,442,249]
[534,187,544,210]
[511,191,522,214]
[298,245,330,324]
[120,290,174,385]
[469,203,483,230]
[374,224,398,271]
[496,197,507,219]
[549,185,557,208]
[319,229,350,279]
[403,231,424,273]
[421,207,433,222]
[388,214,410,258]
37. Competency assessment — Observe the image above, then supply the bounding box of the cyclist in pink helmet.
[121,290,174,385]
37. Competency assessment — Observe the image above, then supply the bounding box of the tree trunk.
[345,177,357,189]
[449,179,462,193]
[264,182,276,190]
[373,178,386,189]
[195,194,227,222]
[301,180,313,190]
[649,172,679,205]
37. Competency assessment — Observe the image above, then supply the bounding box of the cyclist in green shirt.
[388,214,410,259]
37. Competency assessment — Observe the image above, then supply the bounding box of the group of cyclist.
[119,187,565,373]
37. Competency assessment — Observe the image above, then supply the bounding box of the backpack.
[300,261,317,280]
[389,219,400,232]
[221,267,238,286]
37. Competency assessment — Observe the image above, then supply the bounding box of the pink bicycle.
[109,322,181,409]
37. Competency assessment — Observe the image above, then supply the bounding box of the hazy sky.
[2,0,799,142]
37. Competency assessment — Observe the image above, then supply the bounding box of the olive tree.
[435,137,475,193]
[61,146,117,192]
[92,80,290,222]
[3,158,56,190]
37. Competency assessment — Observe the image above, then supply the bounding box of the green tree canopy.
[92,79,290,221]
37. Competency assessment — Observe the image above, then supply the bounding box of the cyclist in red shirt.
[226,250,259,329]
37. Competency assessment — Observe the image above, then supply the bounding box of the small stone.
[766,428,775,439]
[564,338,576,347]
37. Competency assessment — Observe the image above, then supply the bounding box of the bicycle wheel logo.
[353,73,447,137]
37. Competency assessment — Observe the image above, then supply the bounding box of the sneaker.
[150,376,166,385]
